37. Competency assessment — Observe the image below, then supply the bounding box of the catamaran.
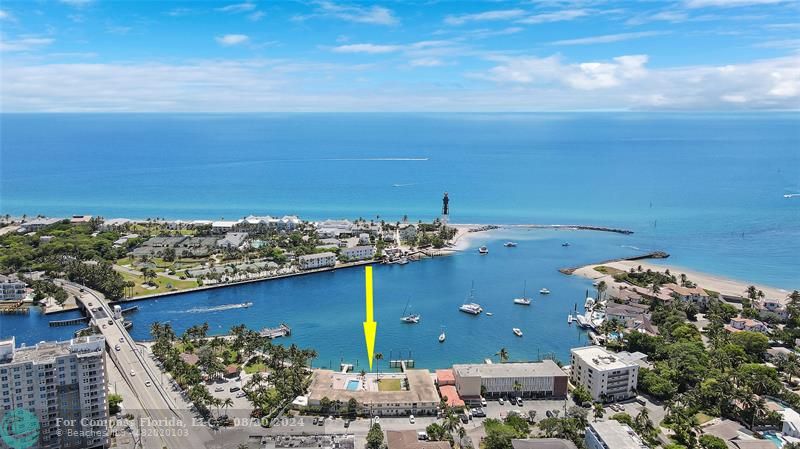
[400,300,420,324]
[478,246,489,254]
[459,282,483,315]
[512,328,523,337]
[513,281,531,305]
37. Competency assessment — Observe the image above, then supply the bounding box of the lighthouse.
[441,192,450,226]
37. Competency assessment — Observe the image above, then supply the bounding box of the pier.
[260,323,291,339]
[0,302,28,315]
[49,316,89,327]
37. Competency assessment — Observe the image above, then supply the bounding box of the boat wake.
[785,193,800,198]
[175,302,253,314]
[392,183,418,187]
[621,245,640,250]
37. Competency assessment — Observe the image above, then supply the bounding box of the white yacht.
[503,242,517,247]
[512,328,523,337]
[478,246,489,254]
[400,300,420,324]
[459,282,483,315]
[513,281,531,305]
[439,328,446,342]
[539,288,550,295]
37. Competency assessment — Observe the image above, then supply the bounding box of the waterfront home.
[511,439,578,449]
[783,407,800,439]
[358,233,371,245]
[585,420,648,449]
[610,286,647,305]
[306,369,439,416]
[298,252,336,270]
[399,224,418,243]
[701,419,752,448]
[315,219,355,238]
[452,361,568,404]
[725,317,769,333]
[755,297,790,321]
[570,346,639,402]
[387,430,451,449]
[663,283,711,307]
[69,214,93,224]
[211,220,240,234]
[216,232,249,251]
[100,217,132,231]
[0,274,26,301]
[18,217,62,232]
[340,245,376,261]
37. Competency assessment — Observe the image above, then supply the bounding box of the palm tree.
[374,353,383,380]
[221,398,234,416]
[496,348,509,363]
[512,381,523,398]
[596,280,607,301]
[593,403,605,422]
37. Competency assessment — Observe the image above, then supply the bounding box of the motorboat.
[439,328,446,342]
[567,314,574,324]
[397,257,409,265]
[486,312,493,316]
[539,288,550,295]
[513,281,531,305]
[562,242,570,247]
[512,328,523,337]
[478,246,489,254]
[503,242,517,247]
[459,282,483,315]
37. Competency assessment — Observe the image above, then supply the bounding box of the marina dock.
[0,302,28,315]
[49,316,90,327]
[260,323,291,339]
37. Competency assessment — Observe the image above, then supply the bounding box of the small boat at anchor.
[478,246,489,254]
[512,328,523,337]
[539,288,550,295]
[400,300,420,324]
[513,281,532,305]
[459,282,483,315]
[503,242,517,247]
[439,327,446,342]
[486,312,493,316]
[562,242,570,247]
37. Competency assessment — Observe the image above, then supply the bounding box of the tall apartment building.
[0,336,109,449]
[570,346,638,402]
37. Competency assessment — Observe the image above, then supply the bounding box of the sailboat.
[512,328,523,337]
[439,327,446,342]
[513,281,531,305]
[459,282,483,315]
[400,300,420,324]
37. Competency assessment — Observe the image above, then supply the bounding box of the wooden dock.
[50,316,89,327]
[260,323,291,339]
[0,302,28,315]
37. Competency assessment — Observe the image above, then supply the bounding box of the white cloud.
[216,34,249,46]
[516,9,589,24]
[0,10,11,21]
[550,31,669,46]
[217,2,256,13]
[58,0,94,7]
[409,58,444,67]
[484,54,648,89]
[444,9,526,26]
[331,43,402,54]
[300,1,398,26]
[626,10,689,25]
[248,11,265,22]
[0,37,55,52]
[685,0,786,7]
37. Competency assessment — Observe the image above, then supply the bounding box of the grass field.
[695,412,714,425]
[118,271,199,297]
[377,378,402,392]
[594,265,625,276]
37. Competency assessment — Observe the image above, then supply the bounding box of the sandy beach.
[571,259,792,301]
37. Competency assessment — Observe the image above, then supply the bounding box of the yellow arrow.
[363,265,377,370]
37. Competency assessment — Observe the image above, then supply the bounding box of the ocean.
[1,113,798,366]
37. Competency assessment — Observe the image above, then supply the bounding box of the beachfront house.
[216,232,249,251]
[298,252,336,270]
[19,217,62,232]
[755,297,790,321]
[399,224,418,243]
[452,361,568,404]
[339,245,376,262]
[100,217,132,231]
[211,220,240,234]
[570,346,639,402]
[663,283,711,307]
[725,317,769,333]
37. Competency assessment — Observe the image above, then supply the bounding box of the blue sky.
[1,0,798,111]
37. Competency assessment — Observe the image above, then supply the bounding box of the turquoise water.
[1,113,798,367]
[763,432,783,447]
[346,380,360,391]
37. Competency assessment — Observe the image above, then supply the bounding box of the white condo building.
[0,274,26,301]
[0,336,109,449]
[570,346,638,402]
[298,252,337,270]
[585,420,648,449]
[339,245,376,261]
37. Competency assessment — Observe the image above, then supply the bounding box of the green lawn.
[244,363,268,374]
[594,265,624,276]
[118,271,199,297]
[695,412,714,425]
[377,378,402,392]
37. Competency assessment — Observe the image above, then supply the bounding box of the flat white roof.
[571,346,638,371]
[589,421,648,449]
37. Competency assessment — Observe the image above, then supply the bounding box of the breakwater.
[558,251,669,275]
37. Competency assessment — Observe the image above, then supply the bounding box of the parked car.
[409,415,415,424]
[472,408,486,418]
[214,386,224,392]
[546,410,553,418]
[417,431,428,440]
[229,387,240,392]
[498,397,505,405]
[145,380,152,387]
[459,414,469,424]
[344,420,350,428]
[114,345,120,351]
[480,397,487,407]
[517,397,523,407]
[509,397,517,406]
[312,417,319,425]
[119,337,124,343]
[129,370,135,376]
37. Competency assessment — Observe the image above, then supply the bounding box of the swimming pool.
[346,380,360,391]
[763,432,784,448]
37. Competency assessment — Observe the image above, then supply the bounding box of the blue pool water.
[762,432,784,447]
[346,380,361,391]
